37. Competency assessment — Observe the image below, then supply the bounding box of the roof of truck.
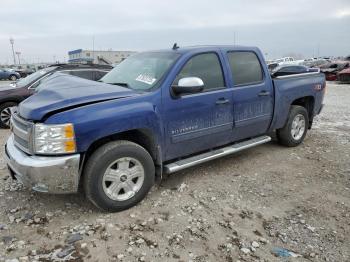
[149,45,261,54]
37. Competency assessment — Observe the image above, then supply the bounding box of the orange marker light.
[64,124,75,139]
[65,140,76,153]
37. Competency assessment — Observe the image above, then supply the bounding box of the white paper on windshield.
[135,74,157,85]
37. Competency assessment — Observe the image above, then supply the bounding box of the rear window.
[227,52,263,86]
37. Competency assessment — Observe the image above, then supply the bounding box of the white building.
[68,49,136,65]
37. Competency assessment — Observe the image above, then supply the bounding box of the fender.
[45,92,164,157]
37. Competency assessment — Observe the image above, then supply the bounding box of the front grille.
[14,133,29,149]
[11,111,33,154]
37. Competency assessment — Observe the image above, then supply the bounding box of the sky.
[0,0,349,64]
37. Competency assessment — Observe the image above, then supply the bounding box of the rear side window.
[227,52,263,86]
[174,53,225,91]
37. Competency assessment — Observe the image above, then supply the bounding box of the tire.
[277,105,309,147]
[0,102,17,129]
[83,140,155,212]
[9,75,18,81]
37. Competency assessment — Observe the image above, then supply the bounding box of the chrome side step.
[164,135,271,174]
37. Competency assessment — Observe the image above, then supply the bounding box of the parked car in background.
[302,58,329,68]
[320,61,350,81]
[275,57,295,64]
[271,65,317,77]
[14,68,35,78]
[273,57,304,66]
[338,68,350,83]
[5,45,325,211]
[0,68,21,81]
[0,63,112,128]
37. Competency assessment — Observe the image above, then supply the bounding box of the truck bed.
[270,71,326,130]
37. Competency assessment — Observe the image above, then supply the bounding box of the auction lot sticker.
[136,74,157,85]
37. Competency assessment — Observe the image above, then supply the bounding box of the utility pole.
[15,51,21,65]
[92,35,95,64]
[9,37,16,65]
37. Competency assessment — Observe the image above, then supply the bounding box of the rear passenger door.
[226,51,273,141]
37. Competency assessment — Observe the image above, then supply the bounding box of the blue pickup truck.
[5,45,325,211]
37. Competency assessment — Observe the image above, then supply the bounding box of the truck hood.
[19,73,138,121]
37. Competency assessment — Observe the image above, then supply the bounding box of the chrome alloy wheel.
[102,157,145,201]
[0,107,13,127]
[291,114,306,140]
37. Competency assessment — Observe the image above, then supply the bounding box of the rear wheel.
[9,75,18,81]
[83,140,155,212]
[0,102,17,129]
[277,105,309,147]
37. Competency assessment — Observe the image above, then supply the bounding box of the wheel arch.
[8,74,19,80]
[80,128,162,186]
[291,96,315,128]
[0,97,23,105]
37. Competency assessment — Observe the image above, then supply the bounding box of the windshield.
[16,67,56,88]
[100,52,180,90]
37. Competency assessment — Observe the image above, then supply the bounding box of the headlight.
[34,123,76,154]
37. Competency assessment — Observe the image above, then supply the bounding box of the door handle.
[258,90,270,97]
[216,98,230,105]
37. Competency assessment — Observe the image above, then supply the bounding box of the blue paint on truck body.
[19,45,325,163]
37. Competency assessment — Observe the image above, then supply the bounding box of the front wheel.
[83,140,155,212]
[277,105,309,147]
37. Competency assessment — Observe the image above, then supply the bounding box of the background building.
[68,49,136,65]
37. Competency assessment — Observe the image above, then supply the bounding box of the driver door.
[163,52,234,161]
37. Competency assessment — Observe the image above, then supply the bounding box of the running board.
[164,135,271,174]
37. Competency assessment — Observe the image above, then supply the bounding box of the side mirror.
[172,77,204,95]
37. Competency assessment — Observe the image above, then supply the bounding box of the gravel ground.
[0,82,349,262]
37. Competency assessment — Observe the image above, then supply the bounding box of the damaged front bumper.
[5,135,80,193]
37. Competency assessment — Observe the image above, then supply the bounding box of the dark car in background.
[320,61,350,81]
[271,65,316,77]
[0,63,112,128]
[0,68,21,81]
[338,68,350,83]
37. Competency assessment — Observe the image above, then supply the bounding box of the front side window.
[228,51,263,86]
[174,53,225,91]
[101,52,180,91]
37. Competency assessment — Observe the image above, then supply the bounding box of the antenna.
[172,43,179,50]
